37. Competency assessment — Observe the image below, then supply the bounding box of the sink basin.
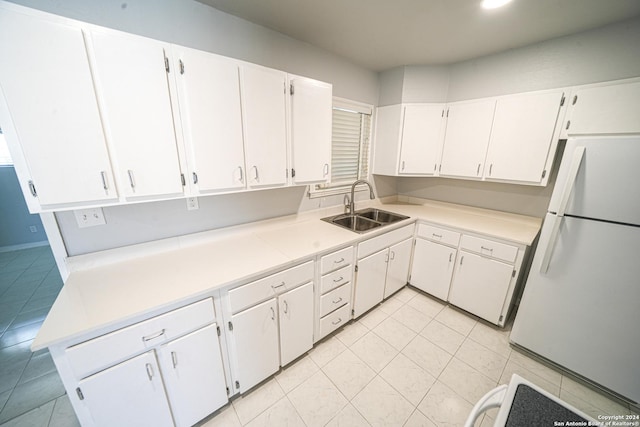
[322,208,409,233]
[328,215,383,233]
[354,208,409,224]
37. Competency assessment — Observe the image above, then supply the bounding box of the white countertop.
[32,198,542,351]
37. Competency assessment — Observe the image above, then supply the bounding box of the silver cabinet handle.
[476,164,481,176]
[333,257,345,264]
[270,306,275,320]
[489,164,493,176]
[332,317,342,326]
[401,160,406,171]
[460,256,464,266]
[332,297,343,304]
[145,363,154,381]
[283,300,289,314]
[127,170,136,189]
[271,281,286,291]
[252,165,259,182]
[449,253,452,263]
[432,233,442,239]
[192,172,198,184]
[333,276,344,283]
[238,166,244,183]
[142,329,165,342]
[100,171,108,191]
[323,163,329,177]
[385,253,389,263]
[480,246,494,253]
[171,351,178,368]
[390,251,396,260]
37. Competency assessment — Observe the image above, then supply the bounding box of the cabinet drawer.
[66,298,215,379]
[319,283,351,318]
[460,235,518,263]
[416,223,460,247]
[318,303,351,340]
[357,224,414,259]
[320,265,352,294]
[320,246,354,274]
[229,261,314,314]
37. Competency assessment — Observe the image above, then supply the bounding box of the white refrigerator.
[510,136,640,404]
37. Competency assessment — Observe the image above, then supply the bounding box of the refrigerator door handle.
[557,146,586,217]
[540,146,586,273]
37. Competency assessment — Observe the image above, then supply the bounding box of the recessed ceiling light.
[482,0,512,9]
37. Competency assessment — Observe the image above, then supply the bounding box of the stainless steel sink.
[322,208,409,233]
[354,208,409,224]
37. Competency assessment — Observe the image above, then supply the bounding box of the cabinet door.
[159,324,227,427]
[485,91,564,184]
[399,104,445,175]
[174,47,246,194]
[279,282,314,366]
[290,76,332,185]
[230,298,279,393]
[89,30,184,200]
[448,251,513,325]
[384,238,413,298]
[78,351,173,427]
[567,81,640,136]
[0,11,117,209]
[240,66,288,188]
[410,239,456,301]
[353,249,389,318]
[440,99,496,179]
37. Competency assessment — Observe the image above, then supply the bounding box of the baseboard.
[0,240,49,253]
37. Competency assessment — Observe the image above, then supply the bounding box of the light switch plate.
[73,208,106,228]
[186,197,199,210]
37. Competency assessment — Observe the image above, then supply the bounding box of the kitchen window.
[309,98,373,198]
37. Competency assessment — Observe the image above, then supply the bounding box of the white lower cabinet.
[316,246,355,341]
[411,239,457,301]
[353,225,414,318]
[159,325,228,427]
[230,298,280,393]
[79,351,173,427]
[65,298,228,427]
[225,261,314,393]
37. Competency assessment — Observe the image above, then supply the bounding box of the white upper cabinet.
[173,46,246,194]
[240,65,288,189]
[87,29,184,201]
[289,75,332,185]
[564,80,640,136]
[373,104,445,176]
[399,104,446,175]
[0,10,117,211]
[484,90,565,185]
[439,99,496,179]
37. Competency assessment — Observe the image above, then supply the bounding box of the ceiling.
[196,0,640,71]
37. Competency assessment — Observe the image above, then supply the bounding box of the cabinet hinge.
[499,315,504,322]
[446,109,449,117]
[572,95,578,105]
[28,180,37,197]
[76,387,84,401]
[351,309,355,316]
[291,168,296,178]
[228,321,233,331]
[226,386,230,396]
[560,95,565,106]
[290,83,294,95]
[441,109,444,117]
[408,274,412,282]
[438,164,442,173]
[180,173,186,186]
[179,59,185,75]
[164,56,170,73]
[566,120,571,130]
[512,269,517,278]
[355,265,358,273]
[541,169,547,179]
[216,325,221,336]
[235,380,240,389]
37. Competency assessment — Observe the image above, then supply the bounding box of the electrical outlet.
[186,197,199,211]
[73,208,106,228]
[29,226,37,233]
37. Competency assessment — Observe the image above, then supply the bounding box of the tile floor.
[1,247,637,426]
[0,246,79,426]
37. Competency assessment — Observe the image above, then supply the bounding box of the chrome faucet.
[348,179,375,215]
